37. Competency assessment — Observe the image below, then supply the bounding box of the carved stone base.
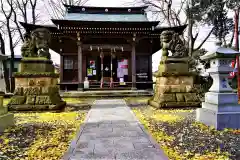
[150,57,200,108]
[149,100,200,108]
[149,91,200,108]
[8,58,65,111]
[18,58,55,73]
[8,84,65,111]
[196,108,240,130]
[8,101,66,111]
[196,91,240,130]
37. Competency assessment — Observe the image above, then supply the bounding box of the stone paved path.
[65,99,168,160]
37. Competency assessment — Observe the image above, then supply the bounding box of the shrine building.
[20,5,186,91]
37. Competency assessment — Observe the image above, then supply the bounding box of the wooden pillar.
[131,33,137,90]
[60,54,63,83]
[77,33,83,91]
[100,51,104,88]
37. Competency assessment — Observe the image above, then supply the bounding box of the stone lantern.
[0,53,13,131]
[196,42,240,130]
[0,53,8,93]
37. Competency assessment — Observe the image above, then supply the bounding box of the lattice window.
[64,58,73,69]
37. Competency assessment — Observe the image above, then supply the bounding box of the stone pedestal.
[0,96,13,132]
[7,58,66,111]
[149,56,200,108]
[196,45,240,130]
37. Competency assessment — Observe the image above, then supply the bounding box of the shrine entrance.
[98,52,129,88]
[98,54,118,87]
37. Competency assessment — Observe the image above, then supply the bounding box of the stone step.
[61,90,153,98]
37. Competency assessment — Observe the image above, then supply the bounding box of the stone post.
[196,43,240,130]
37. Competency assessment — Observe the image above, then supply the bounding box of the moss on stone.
[23,87,41,95]
[13,88,24,96]
[26,96,36,105]
[9,96,26,105]
[48,86,62,104]
[22,57,49,61]
[14,72,59,78]
[8,105,33,111]
[35,96,52,105]
[19,63,54,72]
[184,93,199,102]
[0,106,8,115]
[175,93,185,102]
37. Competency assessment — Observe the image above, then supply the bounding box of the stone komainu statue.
[160,30,188,58]
[21,28,51,59]
[21,32,35,57]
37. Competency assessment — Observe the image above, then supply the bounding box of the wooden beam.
[81,44,131,51]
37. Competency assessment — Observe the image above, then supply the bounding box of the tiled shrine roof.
[63,5,150,22]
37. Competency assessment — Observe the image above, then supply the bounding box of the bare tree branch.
[29,0,37,24]
[193,27,214,51]
[12,6,24,42]
[0,0,15,92]
[16,0,28,23]
[45,0,89,19]
[13,36,21,48]
[139,0,217,53]
[0,29,10,92]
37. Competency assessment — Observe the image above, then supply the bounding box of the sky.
[8,0,235,67]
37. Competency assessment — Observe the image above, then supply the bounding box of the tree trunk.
[6,21,15,92]
[0,32,10,92]
[235,9,239,51]
[188,0,194,56]
[234,8,240,99]
[32,7,36,24]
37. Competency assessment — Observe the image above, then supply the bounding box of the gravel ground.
[0,111,87,160]
[133,107,240,160]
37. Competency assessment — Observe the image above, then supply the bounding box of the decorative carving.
[31,28,51,59]
[21,28,51,59]
[21,32,36,57]
[160,30,188,58]
[37,80,45,87]
[28,79,35,86]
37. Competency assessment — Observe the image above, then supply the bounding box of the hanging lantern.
[77,32,80,41]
